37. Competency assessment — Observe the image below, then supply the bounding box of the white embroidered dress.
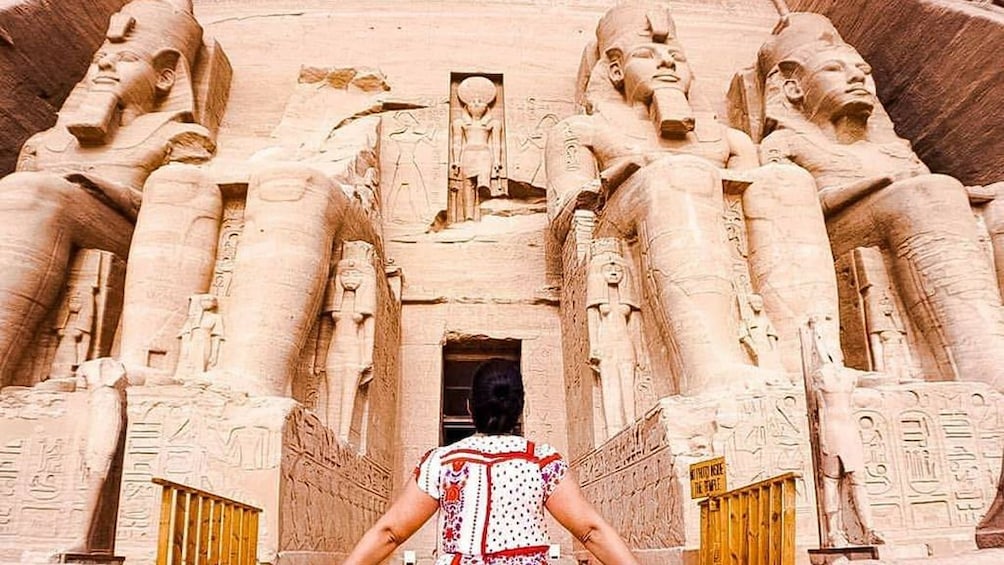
[414,434,568,565]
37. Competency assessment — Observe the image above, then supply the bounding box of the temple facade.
[0,0,1002,564]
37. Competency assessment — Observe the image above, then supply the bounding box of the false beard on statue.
[650,87,694,137]
[66,91,122,145]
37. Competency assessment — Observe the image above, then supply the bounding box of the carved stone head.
[85,0,203,116]
[595,3,693,104]
[333,241,378,315]
[586,238,639,309]
[457,76,497,120]
[758,13,879,131]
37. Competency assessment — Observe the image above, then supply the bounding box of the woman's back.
[415,434,567,564]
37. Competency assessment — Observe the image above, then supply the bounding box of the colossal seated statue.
[746,13,1004,389]
[546,3,842,394]
[0,0,222,388]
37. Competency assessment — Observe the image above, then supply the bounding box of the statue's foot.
[863,528,886,545]
[123,364,176,387]
[729,364,795,390]
[827,529,850,548]
[34,378,78,392]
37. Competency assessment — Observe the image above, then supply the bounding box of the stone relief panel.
[574,408,682,552]
[279,407,391,559]
[0,384,395,563]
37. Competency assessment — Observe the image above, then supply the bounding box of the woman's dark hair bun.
[469,358,524,435]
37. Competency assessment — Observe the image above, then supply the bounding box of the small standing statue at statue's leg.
[50,284,98,380]
[586,238,642,438]
[175,293,224,380]
[449,76,502,224]
[803,318,885,548]
[64,358,129,559]
[322,241,377,442]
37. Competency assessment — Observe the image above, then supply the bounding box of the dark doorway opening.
[441,338,521,446]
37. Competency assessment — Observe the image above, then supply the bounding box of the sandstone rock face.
[0,0,130,176]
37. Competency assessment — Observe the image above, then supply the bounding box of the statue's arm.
[545,116,601,242]
[725,128,758,171]
[491,119,502,177]
[450,118,463,178]
[15,134,41,172]
[163,123,216,165]
[587,305,601,368]
[818,175,893,219]
[761,129,892,218]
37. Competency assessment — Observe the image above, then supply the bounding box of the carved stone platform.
[0,383,393,565]
[808,546,879,564]
[571,381,1004,560]
[56,554,124,564]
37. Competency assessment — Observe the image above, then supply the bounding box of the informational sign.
[690,456,727,499]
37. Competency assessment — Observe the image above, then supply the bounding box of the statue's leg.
[822,473,848,547]
[0,172,132,384]
[618,358,636,424]
[599,358,626,436]
[829,175,1004,388]
[220,164,350,396]
[598,156,743,395]
[119,164,222,378]
[744,163,842,371]
[847,470,884,543]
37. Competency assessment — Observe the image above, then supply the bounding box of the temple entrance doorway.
[440,338,521,445]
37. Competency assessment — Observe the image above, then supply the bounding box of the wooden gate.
[698,472,799,565]
[153,478,261,565]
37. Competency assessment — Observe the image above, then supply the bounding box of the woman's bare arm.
[342,479,439,565]
[545,471,641,565]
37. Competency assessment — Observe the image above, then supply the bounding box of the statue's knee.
[0,171,75,211]
[249,164,330,203]
[143,164,219,208]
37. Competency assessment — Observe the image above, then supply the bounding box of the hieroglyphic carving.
[280,407,390,555]
[574,408,680,549]
[386,111,437,225]
[210,200,245,300]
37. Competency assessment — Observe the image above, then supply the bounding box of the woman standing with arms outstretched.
[343,359,640,564]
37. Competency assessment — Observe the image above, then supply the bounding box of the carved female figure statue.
[66,358,128,557]
[175,293,223,379]
[865,292,916,383]
[50,284,98,379]
[322,241,377,442]
[449,76,502,224]
[586,238,642,437]
[738,293,783,371]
